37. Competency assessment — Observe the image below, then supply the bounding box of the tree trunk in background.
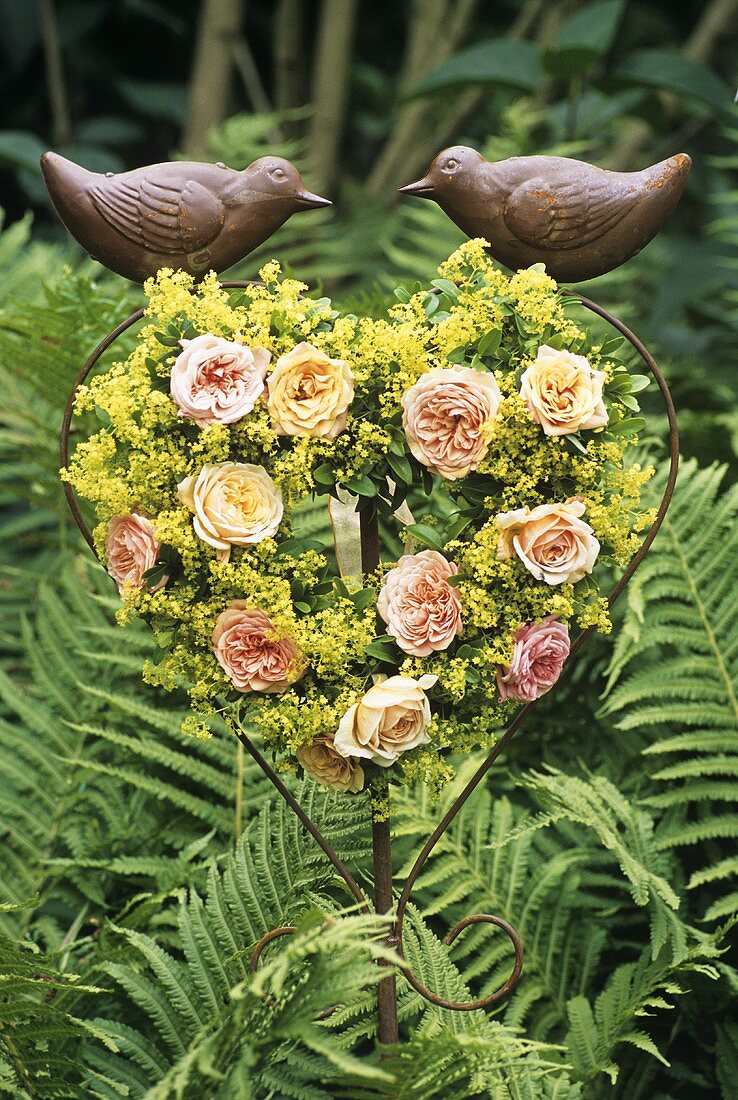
[306,0,359,196]
[365,0,478,201]
[274,0,305,114]
[40,0,73,146]
[182,0,246,159]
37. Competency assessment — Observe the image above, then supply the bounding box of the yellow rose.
[266,341,354,439]
[334,674,437,767]
[177,462,282,561]
[520,345,608,436]
[297,735,364,792]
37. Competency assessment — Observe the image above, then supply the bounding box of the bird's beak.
[398,176,435,197]
[294,190,332,209]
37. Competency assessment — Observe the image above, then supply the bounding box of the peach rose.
[106,513,166,594]
[177,462,283,561]
[402,366,503,479]
[377,550,462,657]
[212,603,305,692]
[496,499,599,586]
[497,618,570,703]
[520,345,608,437]
[334,674,437,767]
[170,333,270,427]
[297,735,365,793]
[266,342,354,439]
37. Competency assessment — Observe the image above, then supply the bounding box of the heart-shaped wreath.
[64,239,652,798]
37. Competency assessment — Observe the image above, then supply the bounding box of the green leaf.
[312,463,335,487]
[345,475,377,497]
[544,0,625,76]
[406,522,444,551]
[386,450,413,485]
[408,40,543,96]
[610,416,647,436]
[0,130,46,173]
[478,329,502,357]
[612,49,734,116]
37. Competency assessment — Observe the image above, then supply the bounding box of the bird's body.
[399,147,691,282]
[40,153,331,283]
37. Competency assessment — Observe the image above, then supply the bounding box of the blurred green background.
[1,3,738,1096]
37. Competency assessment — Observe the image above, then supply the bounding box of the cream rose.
[334,674,437,767]
[402,366,502,480]
[105,513,165,594]
[170,333,270,426]
[496,499,600,586]
[212,603,305,692]
[377,550,462,657]
[266,341,354,439]
[177,462,282,560]
[520,345,608,437]
[297,735,364,793]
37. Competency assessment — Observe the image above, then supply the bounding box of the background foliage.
[0,0,737,1096]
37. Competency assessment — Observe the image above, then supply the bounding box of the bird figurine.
[399,146,691,282]
[40,153,332,284]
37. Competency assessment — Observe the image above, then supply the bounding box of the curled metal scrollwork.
[61,286,678,1023]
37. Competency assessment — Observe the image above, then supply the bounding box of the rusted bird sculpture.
[40,153,331,284]
[399,146,691,282]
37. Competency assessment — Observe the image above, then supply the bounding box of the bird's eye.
[444,158,460,172]
[271,167,286,180]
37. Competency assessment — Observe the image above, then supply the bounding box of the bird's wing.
[90,173,225,254]
[504,175,637,252]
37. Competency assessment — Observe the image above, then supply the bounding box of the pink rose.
[105,513,165,594]
[496,499,600,586]
[496,618,570,702]
[212,603,305,693]
[377,550,462,657]
[170,334,270,426]
[402,366,503,480]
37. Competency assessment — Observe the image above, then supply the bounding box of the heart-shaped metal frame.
[60,283,678,1043]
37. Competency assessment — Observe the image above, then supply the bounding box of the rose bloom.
[497,617,570,703]
[496,499,600,586]
[520,345,608,437]
[212,603,305,693]
[402,366,503,479]
[297,735,364,793]
[170,334,271,427]
[377,550,462,657]
[177,462,283,561]
[106,513,166,594]
[334,674,437,767]
[266,341,354,440]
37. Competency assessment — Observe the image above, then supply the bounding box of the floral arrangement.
[64,240,653,798]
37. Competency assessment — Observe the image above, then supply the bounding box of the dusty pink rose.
[170,334,270,426]
[497,618,570,702]
[212,603,305,693]
[496,499,600,586]
[377,550,462,657]
[402,366,503,479]
[106,513,165,594]
[297,735,365,793]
